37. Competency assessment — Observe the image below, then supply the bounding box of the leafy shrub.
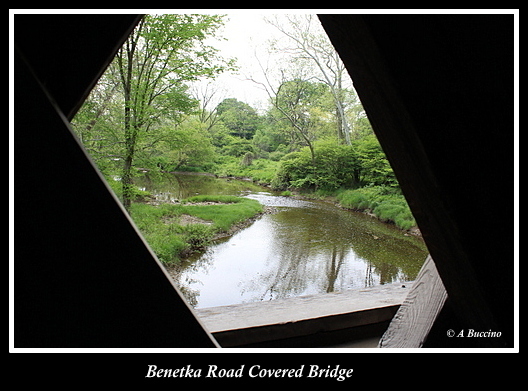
[213,157,279,184]
[272,142,360,191]
[353,134,398,187]
[337,186,416,230]
[176,224,215,252]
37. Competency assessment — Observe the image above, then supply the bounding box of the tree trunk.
[335,100,351,145]
[118,29,138,213]
[121,135,135,211]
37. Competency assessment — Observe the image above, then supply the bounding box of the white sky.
[195,11,323,112]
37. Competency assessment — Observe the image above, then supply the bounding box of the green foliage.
[129,195,262,264]
[353,134,398,187]
[181,195,263,231]
[182,194,242,203]
[272,141,360,191]
[130,203,187,263]
[240,151,254,166]
[214,156,279,184]
[336,190,369,209]
[220,137,255,157]
[73,15,416,236]
[374,202,416,231]
[216,98,262,139]
[337,185,395,210]
[337,186,416,230]
[146,117,217,172]
[72,14,234,209]
[272,150,312,190]
[275,79,330,120]
[272,79,330,155]
[175,224,215,251]
[105,177,152,201]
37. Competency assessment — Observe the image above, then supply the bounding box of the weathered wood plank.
[379,255,448,348]
[197,282,410,333]
[195,283,410,347]
[212,306,398,348]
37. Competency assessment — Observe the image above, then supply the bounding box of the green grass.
[336,186,417,230]
[130,203,187,263]
[182,194,242,204]
[181,195,262,231]
[130,196,262,264]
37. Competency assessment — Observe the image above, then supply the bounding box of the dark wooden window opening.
[13,13,516,349]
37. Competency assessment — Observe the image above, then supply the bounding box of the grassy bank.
[130,195,263,264]
[336,186,416,231]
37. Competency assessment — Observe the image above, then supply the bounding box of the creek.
[134,172,428,309]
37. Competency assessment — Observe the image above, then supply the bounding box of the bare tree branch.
[265,14,353,144]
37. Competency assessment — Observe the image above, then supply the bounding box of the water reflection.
[167,191,427,308]
[134,172,263,201]
[134,174,427,308]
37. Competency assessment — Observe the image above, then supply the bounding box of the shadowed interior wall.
[14,14,514,348]
[15,14,218,348]
[319,14,514,347]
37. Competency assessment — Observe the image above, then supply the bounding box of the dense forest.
[71,14,417,262]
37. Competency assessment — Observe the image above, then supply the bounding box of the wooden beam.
[379,256,447,348]
[197,282,410,333]
[212,306,396,348]
[14,14,143,120]
[196,283,409,347]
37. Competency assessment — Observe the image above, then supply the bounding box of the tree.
[216,98,262,139]
[273,78,329,166]
[72,76,123,177]
[111,14,234,210]
[272,140,359,191]
[191,81,226,132]
[149,117,216,172]
[266,14,355,145]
